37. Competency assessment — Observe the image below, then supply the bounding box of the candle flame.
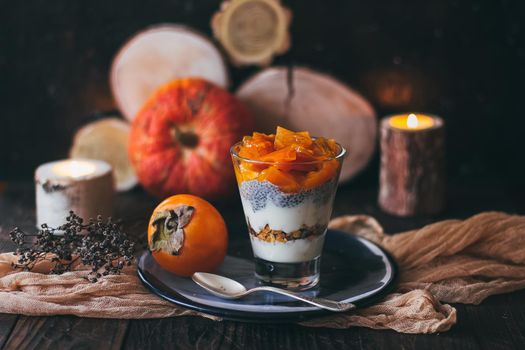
[53,160,97,178]
[407,113,419,128]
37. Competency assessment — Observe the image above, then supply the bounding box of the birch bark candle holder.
[378,113,445,216]
[35,159,114,228]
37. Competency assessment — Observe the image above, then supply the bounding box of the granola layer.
[248,222,325,243]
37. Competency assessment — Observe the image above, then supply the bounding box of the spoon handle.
[248,286,356,312]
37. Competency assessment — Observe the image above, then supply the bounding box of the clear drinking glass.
[231,141,346,290]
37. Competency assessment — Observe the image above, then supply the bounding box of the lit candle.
[51,160,98,178]
[35,159,114,228]
[389,113,435,130]
[379,113,445,216]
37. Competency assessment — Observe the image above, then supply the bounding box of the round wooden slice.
[211,0,291,66]
[236,67,377,183]
[70,117,138,192]
[110,24,229,121]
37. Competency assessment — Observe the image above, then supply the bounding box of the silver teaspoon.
[191,272,356,312]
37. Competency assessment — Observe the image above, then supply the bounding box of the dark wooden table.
[1,182,524,350]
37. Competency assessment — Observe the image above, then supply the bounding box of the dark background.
[1,0,524,191]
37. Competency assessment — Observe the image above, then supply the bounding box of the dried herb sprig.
[9,211,135,282]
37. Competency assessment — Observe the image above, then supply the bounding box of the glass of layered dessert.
[231,127,346,290]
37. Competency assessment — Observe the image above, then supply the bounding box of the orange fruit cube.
[303,160,339,189]
[258,166,301,192]
[274,126,313,150]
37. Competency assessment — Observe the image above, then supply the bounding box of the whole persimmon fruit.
[128,78,253,200]
[147,194,228,276]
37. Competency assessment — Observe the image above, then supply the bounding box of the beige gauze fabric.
[0,211,524,334]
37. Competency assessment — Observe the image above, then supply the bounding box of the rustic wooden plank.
[501,291,525,347]
[0,314,18,349]
[353,293,525,350]
[123,317,220,350]
[123,317,368,350]
[2,316,128,350]
[459,290,525,350]
[122,315,486,350]
[354,305,481,350]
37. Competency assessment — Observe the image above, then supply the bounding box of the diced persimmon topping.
[258,166,301,193]
[235,127,341,192]
[274,126,313,150]
[260,147,297,162]
[303,160,340,189]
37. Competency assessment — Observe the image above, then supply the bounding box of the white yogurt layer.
[239,180,336,263]
[240,195,333,233]
[250,234,326,263]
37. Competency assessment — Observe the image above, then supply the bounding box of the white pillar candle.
[35,159,114,228]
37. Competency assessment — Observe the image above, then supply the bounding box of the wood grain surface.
[0,182,524,350]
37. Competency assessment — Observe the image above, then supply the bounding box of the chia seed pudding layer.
[239,179,337,212]
[238,179,337,239]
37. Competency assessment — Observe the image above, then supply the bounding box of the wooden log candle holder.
[378,114,445,216]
